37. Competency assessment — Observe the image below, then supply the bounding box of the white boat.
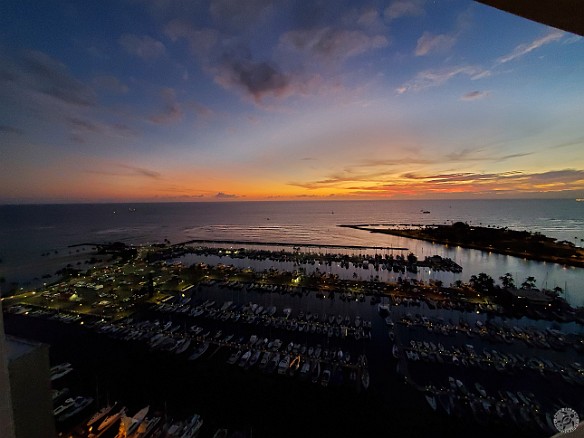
[475,382,487,397]
[311,360,321,383]
[258,351,272,369]
[174,338,192,355]
[266,353,280,373]
[58,396,94,422]
[238,350,252,367]
[378,303,390,314]
[54,397,76,416]
[188,342,209,361]
[226,349,242,365]
[425,392,437,411]
[87,402,117,427]
[50,363,74,381]
[321,369,331,387]
[97,406,127,432]
[361,368,370,390]
[180,413,203,438]
[278,355,290,375]
[299,360,311,378]
[248,350,261,368]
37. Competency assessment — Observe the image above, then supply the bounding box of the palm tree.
[520,276,537,290]
[499,273,515,289]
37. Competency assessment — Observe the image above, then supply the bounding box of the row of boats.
[221,337,370,390]
[86,404,203,438]
[396,312,583,352]
[90,315,371,391]
[423,377,569,436]
[397,339,584,386]
[154,298,373,341]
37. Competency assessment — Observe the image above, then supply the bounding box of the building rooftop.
[5,336,45,362]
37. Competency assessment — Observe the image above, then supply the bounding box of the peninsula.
[340,222,584,268]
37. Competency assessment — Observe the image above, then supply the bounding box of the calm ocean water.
[1,199,583,305]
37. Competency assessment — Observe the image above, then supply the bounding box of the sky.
[0,0,583,203]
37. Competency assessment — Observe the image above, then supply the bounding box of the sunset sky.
[1,0,583,203]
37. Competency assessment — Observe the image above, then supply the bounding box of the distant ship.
[576,198,584,202]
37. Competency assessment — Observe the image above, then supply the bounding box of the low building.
[1,307,55,438]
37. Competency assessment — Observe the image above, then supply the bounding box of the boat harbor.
[2,243,583,437]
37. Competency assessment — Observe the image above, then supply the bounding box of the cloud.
[397,65,487,94]
[209,0,275,31]
[215,191,238,199]
[497,30,564,64]
[67,117,101,133]
[279,27,389,64]
[119,34,166,60]
[415,32,457,56]
[214,48,290,102]
[549,136,584,150]
[385,0,425,20]
[92,75,129,94]
[461,90,489,101]
[149,87,183,124]
[89,164,162,180]
[119,164,162,179]
[1,50,96,107]
[165,20,219,57]
[314,169,584,197]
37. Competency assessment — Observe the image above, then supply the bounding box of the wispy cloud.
[385,0,425,20]
[279,27,389,65]
[548,136,584,150]
[119,34,166,60]
[89,164,162,180]
[461,90,489,101]
[0,50,96,107]
[92,75,129,94]
[497,30,564,64]
[399,28,565,95]
[415,32,457,56]
[397,65,487,94]
[312,169,584,197]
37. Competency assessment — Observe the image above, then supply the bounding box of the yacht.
[321,369,331,387]
[238,350,252,367]
[226,349,242,365]
[188,342,209,361]
[58,396,94,422]
[54,398,76,416]
[311,360,321,384]
[258,351,272,369]
[266,353,280,374]
[96,406,127,432]
[87,402,117,428]
[278,355,290,375]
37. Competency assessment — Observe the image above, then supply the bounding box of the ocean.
[1,199,583,306]
[3,198,584,437]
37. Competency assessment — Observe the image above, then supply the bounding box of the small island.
[340,222,584,268]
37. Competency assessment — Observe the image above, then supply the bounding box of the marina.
[3,241,584,437]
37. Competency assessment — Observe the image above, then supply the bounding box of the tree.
[470,273,495,293]
[520,276,536,290]
[499,273,515,289]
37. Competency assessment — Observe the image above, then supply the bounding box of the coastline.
[340,224,584,269]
